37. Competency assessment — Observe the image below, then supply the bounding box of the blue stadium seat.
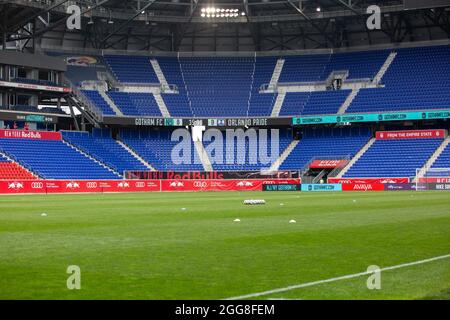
[280,90,351,116]
[104,55,159,83]
[62,131,148,174]
[0,138,119,180]
[120,129,204,171]
[345,138,442,178]
[280,127,371,170]
[347,46,450,113]
[81,90,117,115]
[108,92,162,116]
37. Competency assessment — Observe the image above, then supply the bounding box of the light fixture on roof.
[200,7,245,19]
[87,17,94,25]
[108,10,114,24]
[316,7,321,12]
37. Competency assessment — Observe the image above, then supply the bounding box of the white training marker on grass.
[41,213,47,217]
[234,219,241,222]
[280,203,284,206]
[289,220,296,224]
[181,208,187,211]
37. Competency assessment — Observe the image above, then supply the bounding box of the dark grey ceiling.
[1,0,449,52]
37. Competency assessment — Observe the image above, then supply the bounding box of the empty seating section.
[280,90,351,116]
[429,143,450,176]
[108,92,161,116]
[279,54,330,83]
[0,139,119,180]
[62,131,147,174]
[344,139,442,178]
[157,57,193,117]
[323,50,389,80]
[247,57,278,116]
[104,55,159,83]
[204,129,292,171]
[279,50,388,83]
[280,127,371,170]
[81,90,116,115]
[347,46,450,113]
[121,130,204,171]
[179,57,254,117]
[0,161,36,180]
[76,45,450,116]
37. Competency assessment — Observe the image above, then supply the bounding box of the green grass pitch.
[0,191,449,300]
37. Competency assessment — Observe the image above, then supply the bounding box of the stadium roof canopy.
[1,0,450,52]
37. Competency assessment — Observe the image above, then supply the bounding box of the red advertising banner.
[160,179,301,192]
[0,80,72,93]
[0,179,301,194]
[342,183,385,191]
[0,129,62,141]
[417,177,450,183]
[329,178,410,184]
[309,160,349,169]
[0,180,161,194]
[376,129,447,140]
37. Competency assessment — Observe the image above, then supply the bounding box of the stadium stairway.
[61,139,122,178]
[372,52,397,84]
[416,136,450,179]
[268,58,285,89]
[335,138,376,178]
[270,92,286,117]
[337,88,360,114]
[150,59,170,88]
[280,127,372,171]
[98,90,124,116]
[267,140,300,172]
[116,139,156,171]
[0,153,38,180]
[343,137,443,178]
[0,139,119,180]
[153,93,171,117]
[194,140,213,172]
[62,131,152,176]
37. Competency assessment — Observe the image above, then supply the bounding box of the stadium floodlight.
[200,6,246,19]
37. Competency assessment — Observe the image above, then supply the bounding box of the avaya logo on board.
[353,184,373,191]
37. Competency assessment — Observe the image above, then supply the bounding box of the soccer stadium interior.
[0,0,450,303]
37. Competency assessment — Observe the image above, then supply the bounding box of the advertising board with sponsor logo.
[328,178,410,184]
[375,129,447,140]
[0,129,62,140]
[0,178,301,194]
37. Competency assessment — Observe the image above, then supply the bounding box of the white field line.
[225,254,450,300]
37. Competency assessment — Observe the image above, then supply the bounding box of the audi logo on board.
[193,181,208,188]
[86,182,98,189]
[31,182,44,189]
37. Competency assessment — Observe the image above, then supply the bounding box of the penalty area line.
[224,253,450,300]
